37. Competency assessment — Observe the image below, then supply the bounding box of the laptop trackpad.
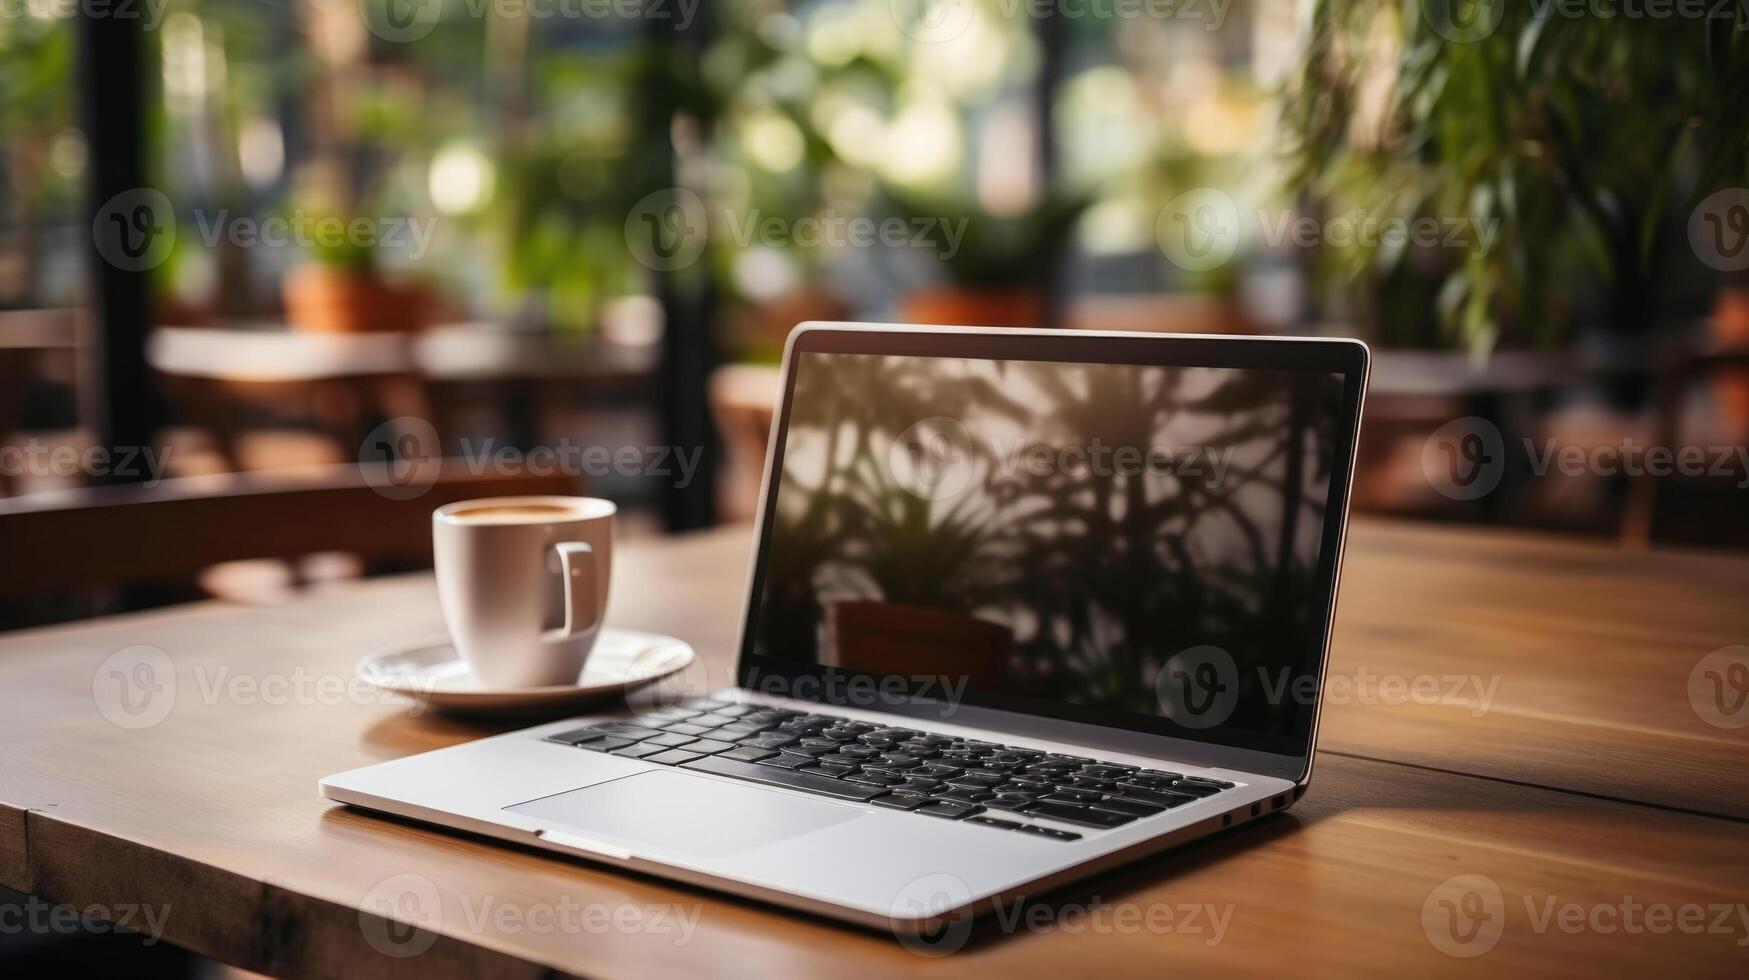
[507,769,866,859]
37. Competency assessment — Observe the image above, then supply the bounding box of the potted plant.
[281,0,436,334]
[823,475,1015,688]
[815,362,1024,683]
[0,16,76,312]
[1711,278,1749,443]
[281,225,431,334]
[746,352,1020,679]
[884,187,1087,327]
[1281,1,1749,356]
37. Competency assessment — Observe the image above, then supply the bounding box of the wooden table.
[146,323,659,467]
[147,326,431,473]
[2,519,1746,977]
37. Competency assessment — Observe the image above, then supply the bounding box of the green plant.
[878,185,1090,289]
[287,0,458,280]
[0,15,76,307]
[294,207,375,272]
[750,351,1027,657]
[491,133,644,332]
[1283,1,1749,351]
[485,26,734,334]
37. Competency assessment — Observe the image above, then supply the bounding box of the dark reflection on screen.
[751,352,1346,738]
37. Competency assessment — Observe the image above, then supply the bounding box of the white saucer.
[357,628,696,716]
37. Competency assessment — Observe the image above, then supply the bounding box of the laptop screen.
[744,335,1361,756]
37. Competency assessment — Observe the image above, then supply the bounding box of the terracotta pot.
[1711,286,1749,442]
[282,264,430,334]
[901,285,1044,328]
[825,600,1013,688]
[733,287,853,359]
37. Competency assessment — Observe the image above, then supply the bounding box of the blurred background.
[1,0,1747,623]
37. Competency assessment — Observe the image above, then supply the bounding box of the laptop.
[321,323,1370,934]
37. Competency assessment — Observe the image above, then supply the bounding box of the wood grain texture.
[0,518,1745,977]
[1327,520,1749,818]
[0,803,29,893]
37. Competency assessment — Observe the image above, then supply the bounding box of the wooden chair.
[1620,343,1749,549]
[0,462,577,598]
[0,308,81,496]
[709,364,780,520]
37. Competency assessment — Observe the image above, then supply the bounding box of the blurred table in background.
[413,320,658,449]
[1367,350,1573,400]
[1353,350,1572,522]
[147,321,660,473]
[148,326,428,473]
[1358,342,1749,548]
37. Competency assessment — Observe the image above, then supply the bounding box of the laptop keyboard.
[544,699,1235,842]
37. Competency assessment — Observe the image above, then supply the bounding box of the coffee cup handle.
[542,542,599,642]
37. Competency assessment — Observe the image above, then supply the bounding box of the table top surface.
[0,309,79,350]
[147,324,657,383]
[2,517,1746,977]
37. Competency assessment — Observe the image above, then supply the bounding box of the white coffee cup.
[432,495,615,688]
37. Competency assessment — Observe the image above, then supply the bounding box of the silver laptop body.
[322,323,1371,934]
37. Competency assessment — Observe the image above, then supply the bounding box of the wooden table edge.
[0,801,577,979]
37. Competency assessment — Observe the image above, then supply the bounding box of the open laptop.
[321,323,1370,933]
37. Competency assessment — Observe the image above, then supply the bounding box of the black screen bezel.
[735,324,1369,760]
